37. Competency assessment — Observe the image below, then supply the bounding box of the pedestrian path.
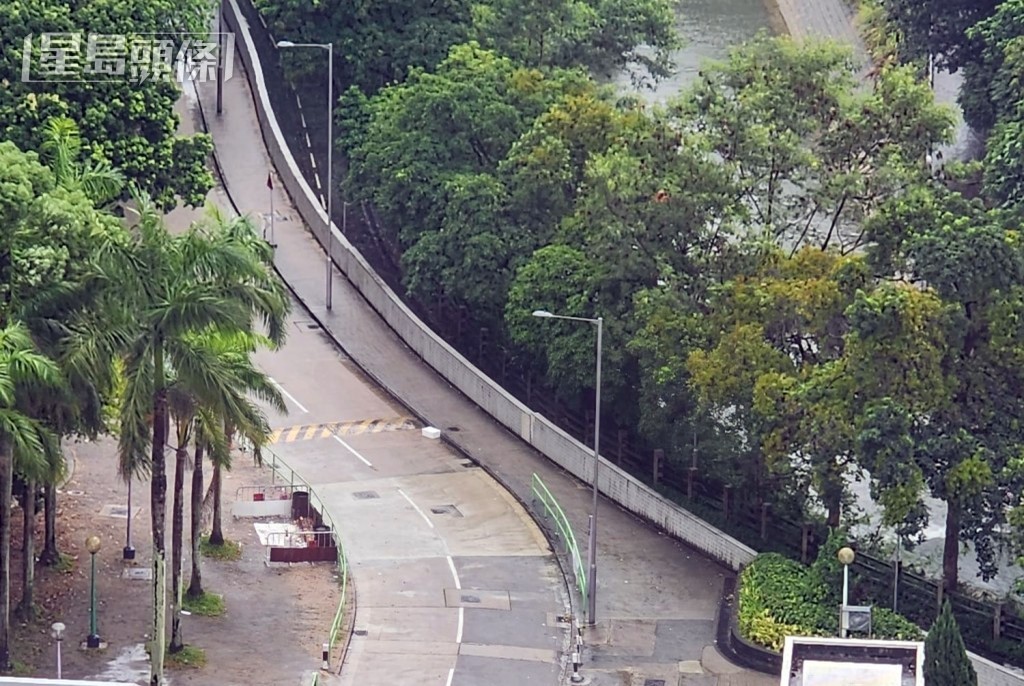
[189,42,775,686]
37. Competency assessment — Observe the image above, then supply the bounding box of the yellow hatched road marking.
[268,417,418,444]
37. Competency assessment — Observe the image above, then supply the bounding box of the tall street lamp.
[123,478,135,560]
[276,40,335,310]
[85,535,102,648]
[532,309,603,625]
[50,621,64,678]
[838,546,855,638]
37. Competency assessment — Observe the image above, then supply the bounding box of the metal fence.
[263,447,350,672]
[531,473,587,622]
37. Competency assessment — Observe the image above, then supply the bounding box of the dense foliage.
[255,0,678,92]
[737,547,923,652]
[0,0,215,210]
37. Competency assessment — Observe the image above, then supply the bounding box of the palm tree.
[31,116,124,568]
[186,330,284,600]
[112,196,287,685]
[0,323,63,671]
[165,329,284,649]
[40,117,125,207]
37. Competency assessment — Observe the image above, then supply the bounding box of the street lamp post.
[532,309,602,625]
[838,546,855,638]
[85,535,102,648]
[50,622,64,678]
[123,478,135,560]
[276,40,334,310]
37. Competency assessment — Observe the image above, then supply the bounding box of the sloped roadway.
[186,11,777,682]
[249,311,569,686]
[252,311,570,686]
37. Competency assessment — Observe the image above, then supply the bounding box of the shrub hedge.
[738,551,923,651]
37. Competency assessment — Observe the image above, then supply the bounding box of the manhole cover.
[65,490,85,496]
[352,491,379,500]
[643,681,666,686]
[460,595,481,604]
[122,568,152,581]
[430,504,462,517]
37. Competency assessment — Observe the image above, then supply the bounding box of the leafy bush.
[738,546,924,651]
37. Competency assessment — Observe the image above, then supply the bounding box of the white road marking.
[268,377,308,413]
[397,488,434,528]
[332,434,372,467]
[445,668,455,686]
[447,555,461,589]
[456,607,464,644]
[304,132,312,148]
[309,153,317,170]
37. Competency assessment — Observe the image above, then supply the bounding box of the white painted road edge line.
[397,488,434,528]
[268,377,309,413]
[456,607,464,644]
[332,434,373,467]
[447,555,461,589]
[445,668,455,686]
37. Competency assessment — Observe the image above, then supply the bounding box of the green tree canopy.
[0,0,215,210]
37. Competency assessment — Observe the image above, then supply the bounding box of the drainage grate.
[643,681,666,686]
[430,504,462,517]
[352,491,380,500]
[122,568,152,581]
[353,629,367,636]
[447,426,461,432]
[460,595,481,604]
[459,460,475,469]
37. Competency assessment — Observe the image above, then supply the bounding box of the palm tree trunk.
[0,438,13,671]
[16,481,35,621]
[187,443,204,598]
[40,483,59,566]
[169,446,187,653]
[209,462,224,546]
[150,338,168,686]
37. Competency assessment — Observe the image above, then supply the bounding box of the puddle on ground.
[86,643,164,684]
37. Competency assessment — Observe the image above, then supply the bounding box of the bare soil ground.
[8,436,341,684]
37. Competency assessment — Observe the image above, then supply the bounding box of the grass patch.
[165,645,207,669]
[53,553,75,574]
[9,661,33,676]
[183,591,225,617]
[200,536,241,561]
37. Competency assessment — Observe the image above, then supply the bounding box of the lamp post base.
[82,636,105,650]
[122,546,135,561]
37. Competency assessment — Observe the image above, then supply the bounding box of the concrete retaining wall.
[220,1,1024,680]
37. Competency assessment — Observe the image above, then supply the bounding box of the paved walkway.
[187,46,775,686]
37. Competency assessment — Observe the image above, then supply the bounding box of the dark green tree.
[924,600,977,686]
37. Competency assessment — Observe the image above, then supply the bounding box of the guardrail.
[262,447,350,673]
[235,484,296,501]
[531,473,587,622]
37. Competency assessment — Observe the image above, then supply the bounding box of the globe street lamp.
[85,535,102,648]
[838,546,855,638]
[50,622,64,678]
[276,39,335,310]
[532,309,603,625]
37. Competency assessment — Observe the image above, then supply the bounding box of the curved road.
[249,308,569,685]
